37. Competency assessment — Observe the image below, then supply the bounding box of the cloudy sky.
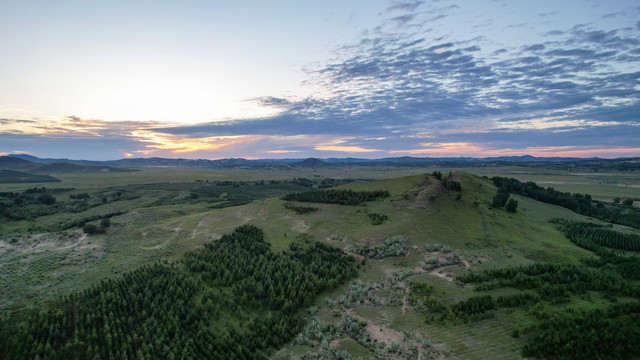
[1,0,639,160]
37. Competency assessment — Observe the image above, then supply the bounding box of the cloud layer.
[1,0,639,159]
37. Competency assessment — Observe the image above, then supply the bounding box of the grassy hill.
[0,156,41,172]
[0,156,137,184]
[30,162,137,173]
[0,170,60,183]
[1,170,638,359]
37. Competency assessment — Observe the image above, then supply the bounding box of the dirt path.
[429,269,454,282]
[402,285,410,314]
[481,209,491,242]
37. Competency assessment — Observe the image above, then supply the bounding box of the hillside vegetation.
[1,168,639,359]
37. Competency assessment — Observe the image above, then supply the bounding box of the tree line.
[491,176,639,228]
[560,220,640,252]
[281,189,390,206]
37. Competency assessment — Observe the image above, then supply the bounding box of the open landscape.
[1,155,639,359]
[2,0,640,359]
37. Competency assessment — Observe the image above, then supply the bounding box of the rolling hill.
[1,170,638,359]
[0,170,60,183]
[0,156,42,171]
[0,156,138,183]
[29,162,137,173]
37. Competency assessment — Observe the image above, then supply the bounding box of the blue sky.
[1,0,639,160]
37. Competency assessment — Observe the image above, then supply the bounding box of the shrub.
[505,198,518,213]
[350,235,408,259]
[37,194,56,205]
[82,223,98,235]
[492,190,509,208]
[443,177,462,191]
[366,212,388,225]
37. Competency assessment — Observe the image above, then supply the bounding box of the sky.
[1,0,639,160]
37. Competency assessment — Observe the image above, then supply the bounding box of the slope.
[30,162,137,173]
[0,156,41,171]
[0,170,60,183]
[2,171,637,359]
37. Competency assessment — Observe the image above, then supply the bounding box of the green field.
[1,165,639,359]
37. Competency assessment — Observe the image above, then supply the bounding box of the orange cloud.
[390,143,640,158]
[489,146,640,158]
[314,145,379,153]
[313,137,381,153]
[267,150,301,154]
[0,115,165,137]
[129,130,245,154]
[390,142,488,155]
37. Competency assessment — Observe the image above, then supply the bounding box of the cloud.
[129,130,245,154]
[387,1,424,13]
[0,115,167,138]
[267,150,301,154]
[602,11,625,19]
[250,96,295,109]
[2,1,639,160]
[391,14,416,25]
[538,12,557,18]
[313,145,379,153]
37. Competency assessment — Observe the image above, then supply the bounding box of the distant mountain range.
[7,153,633,167]
[2,154,638,178]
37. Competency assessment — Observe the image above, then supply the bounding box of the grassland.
[1,165,639,358]
[462,165,640,202]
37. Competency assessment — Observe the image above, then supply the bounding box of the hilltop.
[293,157,326,168]
[0,156,42,172]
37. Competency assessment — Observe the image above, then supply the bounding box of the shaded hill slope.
[0,170,60,183]
[30,162,137,173]
[0,156,41,171]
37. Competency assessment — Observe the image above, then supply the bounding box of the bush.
[443,177,462,191]
[284,203,319,215]
[492,190,509,208]
[100,218,111,227]
[350,235,408,259]
[82,223,98,235]
[366,212,388,225]
[37,194,56,205]
[505,198,518,213]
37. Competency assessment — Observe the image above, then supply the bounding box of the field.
[463,165,640,203]
[1,164,639,359]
